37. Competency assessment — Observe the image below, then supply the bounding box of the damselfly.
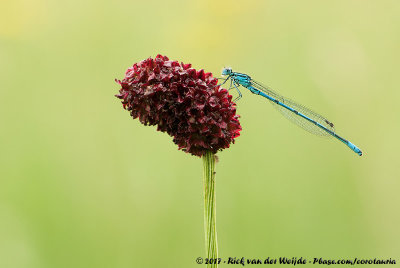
[220,68,363,156]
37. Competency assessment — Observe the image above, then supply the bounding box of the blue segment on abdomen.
[346,141,363,156]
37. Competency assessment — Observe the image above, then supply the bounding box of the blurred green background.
[1,0,399,267]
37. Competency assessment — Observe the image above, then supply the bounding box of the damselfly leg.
[216,76,230,87]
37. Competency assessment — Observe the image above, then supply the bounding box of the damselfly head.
[221,67,232,76]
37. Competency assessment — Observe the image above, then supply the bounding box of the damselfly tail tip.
[347,141,363,157]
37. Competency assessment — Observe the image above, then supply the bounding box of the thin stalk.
[202,151,218,268]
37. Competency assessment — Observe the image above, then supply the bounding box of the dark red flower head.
[115,55,241,157]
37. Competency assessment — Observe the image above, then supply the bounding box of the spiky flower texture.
[116,55,241,156]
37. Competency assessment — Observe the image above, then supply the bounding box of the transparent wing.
[250,80,335,137]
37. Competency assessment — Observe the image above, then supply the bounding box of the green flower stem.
[202,151,218,268]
